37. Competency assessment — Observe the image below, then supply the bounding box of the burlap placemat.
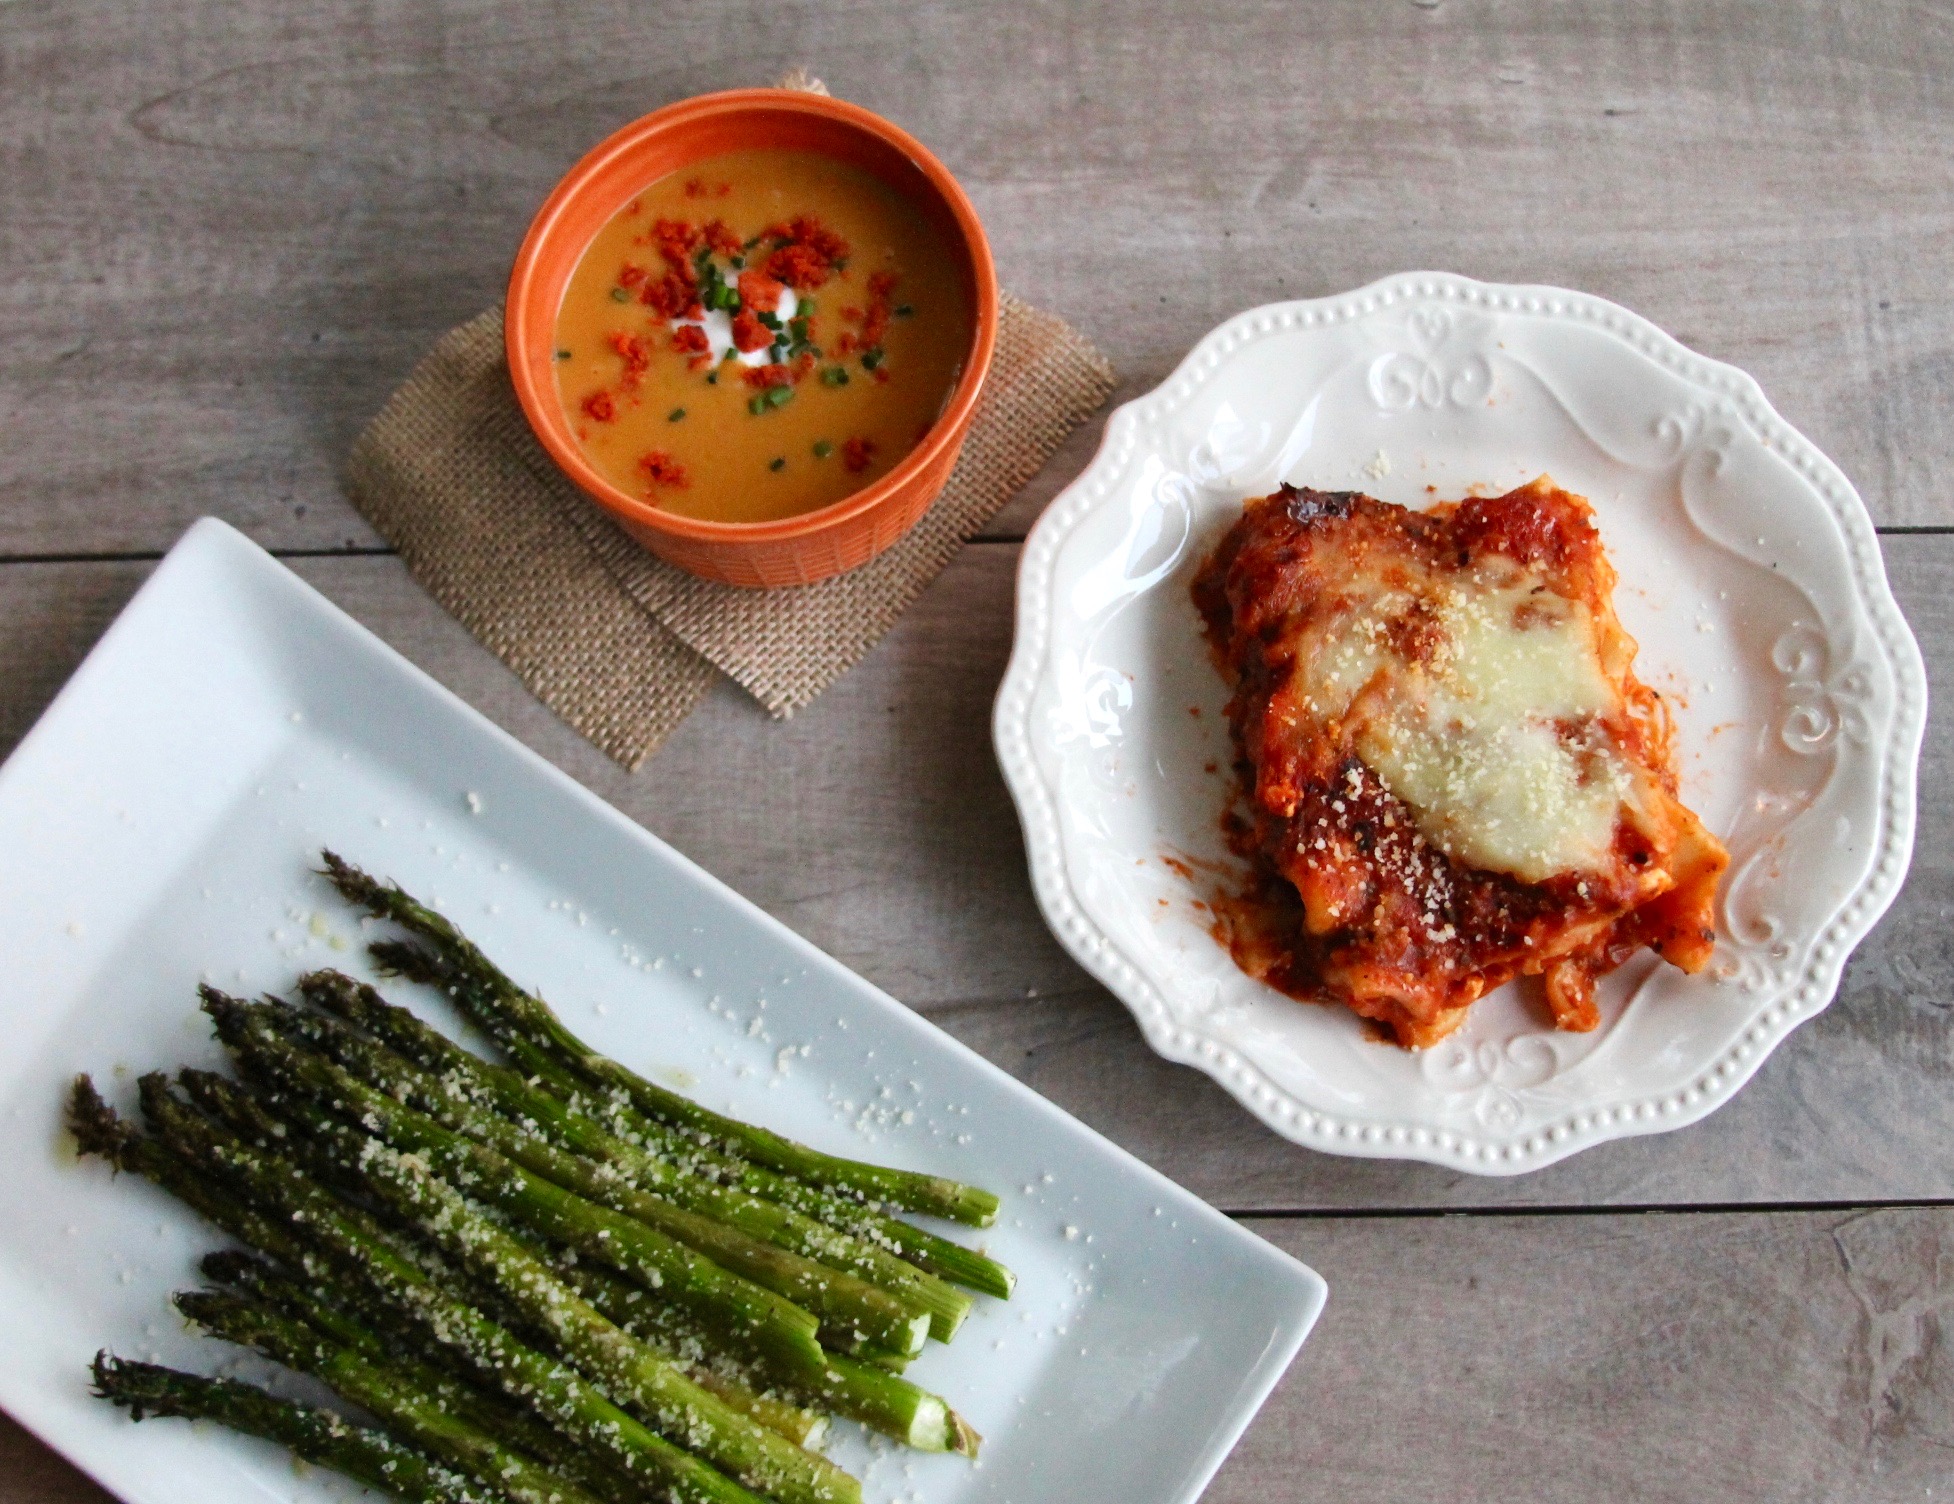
[345,67,1116,766]
[344,293,1115,769]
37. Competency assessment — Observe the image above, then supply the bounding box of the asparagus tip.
[197,983,251,1029]
[200,1247,270,1287]
[91,1351,149,1415]
[134,1070,180,1128]
[172,1287,228,1332]
[92,1352,201,1424]
[318,849,387,912]
[68,1075,131,1160]
[367,938,442,985]
[295,968,361,1007]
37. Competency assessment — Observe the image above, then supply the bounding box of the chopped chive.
[769,457,786,472]
[668,407,686,422]
[765,384,794,408]
[861,348,884,371]
[743,234,763,250]
[834,257,849,271]
[609,287,629,302]
[716,285,740,311]
[730,256,744,270]
[756,311,781,330]
[748,394,768,415]
[706,371,718,384]
[555,349,572,360]
[799,297,816,314]
[895,304,915,317]
[789,317,810,342]
[820,367,849,387]
[813,440,833,459]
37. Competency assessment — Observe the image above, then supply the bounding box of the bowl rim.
[505,87,999,544]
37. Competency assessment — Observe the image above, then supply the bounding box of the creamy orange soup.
[553,148,974,525]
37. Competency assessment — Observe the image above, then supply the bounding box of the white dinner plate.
[0,519,1325,1504]
[994,272,1926,1176]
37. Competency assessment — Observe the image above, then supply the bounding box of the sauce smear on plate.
[553,148,974,525]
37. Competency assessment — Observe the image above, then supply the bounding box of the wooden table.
[5,2,1952,1498]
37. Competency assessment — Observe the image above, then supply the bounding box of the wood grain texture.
[1,537,1946,1212]
[1211,1207,1954,1503]
[3,0,1952,554]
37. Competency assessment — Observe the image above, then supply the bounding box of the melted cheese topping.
[1302,572,1645,882]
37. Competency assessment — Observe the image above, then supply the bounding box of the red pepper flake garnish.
[760,215,853,291]
[863,279,898,349]
[617,263,647,288]
[605,331,651,382]
[581,391,617,422]
[684,178,707,198]
[841,437,877,474]
[833,331,858,356]
[703,220,743,258]
[872,367,891,384]
[737,269,787,314]
[715,181,731,197]
[670,325,711,355]
[792,349,816,382]
[686,353,713,372]
[730,309,772,354]
[649,218,702,268]
[797,216,850,262]
[637,267,697,320]
[742,364,793,390]
[639,451,689,489]
[645,266,704,320]
[764,243,835,291]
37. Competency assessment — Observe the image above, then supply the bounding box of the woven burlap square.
[344,296,1115,769]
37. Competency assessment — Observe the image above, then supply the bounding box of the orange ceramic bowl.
[506,90,998,589]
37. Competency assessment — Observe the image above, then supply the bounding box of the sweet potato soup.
[552,148,975,525]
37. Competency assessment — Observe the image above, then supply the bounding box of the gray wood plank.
[0,536,1947,1211]
[4,0,1953,555]
[12,1206,1952,1503]
[1213,1208,1954,1504]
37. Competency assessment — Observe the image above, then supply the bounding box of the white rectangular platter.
[0,519,1326,1504]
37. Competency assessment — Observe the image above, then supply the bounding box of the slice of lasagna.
[1192,477,1728,1049]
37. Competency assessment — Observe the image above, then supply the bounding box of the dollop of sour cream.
[673,286,799,369]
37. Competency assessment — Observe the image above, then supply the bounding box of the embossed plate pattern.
[993,273,1926,1174]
